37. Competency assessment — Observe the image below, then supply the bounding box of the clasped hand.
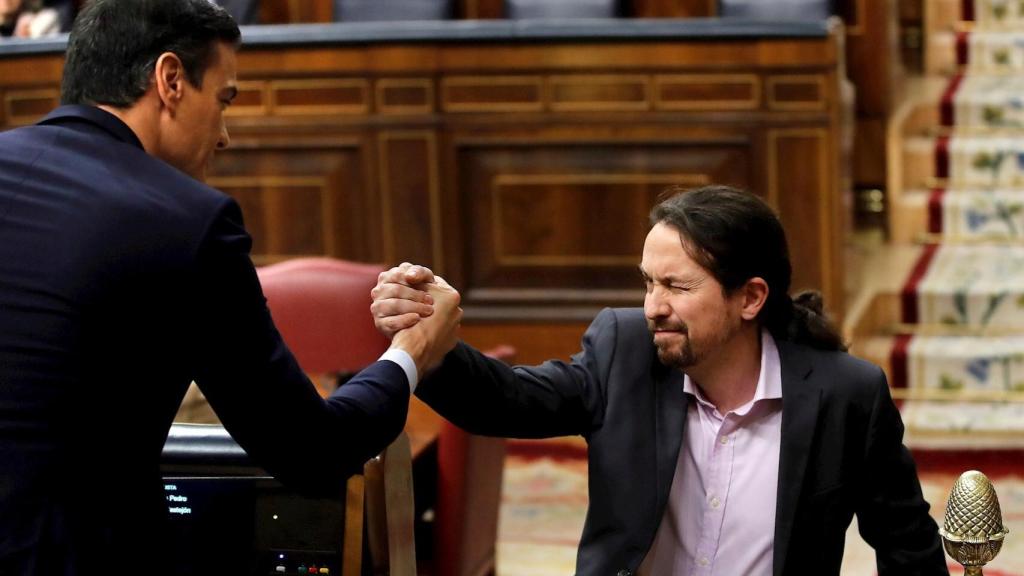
[371,262,461,376]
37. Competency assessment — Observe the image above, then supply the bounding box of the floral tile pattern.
[976,0,1024,30]
[968,31,1024,73]
[914,245,1024,327]
[940,189,1024,239]
[949,135,1024,187]
[955,76,1024,129]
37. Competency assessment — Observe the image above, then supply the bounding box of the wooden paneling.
[0,27,848,336]
[376,79,434,115]
[767,75,826,111]
[205,139,377,264]
[461,322,590,365]
[655,74,760,111]
[442,76,543,112]
[272,79,370,115]
[260,0,333,23]
[460,0,504,18]
[3,89,59,126]
[454,138,750,305]
[631,0,716,17]
[548,75,650,112]
[378,131,443,270]
[768,128,843,315]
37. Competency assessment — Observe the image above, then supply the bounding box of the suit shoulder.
[782,341,887,398]
[598,307,648,335]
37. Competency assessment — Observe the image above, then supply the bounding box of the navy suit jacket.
[0,106,409,574]
[417,308,948,576]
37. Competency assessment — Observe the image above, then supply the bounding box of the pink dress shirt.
[638,330,783,576]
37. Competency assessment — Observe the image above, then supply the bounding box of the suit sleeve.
[855,367,948,575]
[188,200,409,497]
[415,308,618,439]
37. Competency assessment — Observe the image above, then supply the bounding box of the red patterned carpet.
[496,441,1024,576]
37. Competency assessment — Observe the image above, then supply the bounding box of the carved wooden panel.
[376,79,434,115]
[767,75,826,111]
[378,131,443,270]
[3,89,59,126]
[460,0,504,18]
[455,140,752,305]
[271,79,370,115]
[206,140,376,264]
[654,74,761,111]
[442,76,543,112]
[631,0,715,17]
[548,75,650,112]
[225,81,269,117]
[768,128,841,312]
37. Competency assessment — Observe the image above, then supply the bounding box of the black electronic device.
[160,424,347,576]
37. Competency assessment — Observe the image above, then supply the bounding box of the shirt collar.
[683,328,783,415]
[37,105,145,151]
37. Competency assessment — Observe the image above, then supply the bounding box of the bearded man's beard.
[648,321,697,368]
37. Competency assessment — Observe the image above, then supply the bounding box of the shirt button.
[720,436,729,445]
[710,496,721,508]
[698,557,710,567]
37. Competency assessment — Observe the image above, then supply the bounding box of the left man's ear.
[153,52,187,113]
[739,277,769,321]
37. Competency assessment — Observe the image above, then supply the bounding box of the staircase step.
[889,187,931,244]
[926,29,960,75]
[973,0,1024,29]
[931,188,1024,239]
[906,244,1024,328]
[901,399,1024,448]
[949,75,1024,129]
[927,0,964,34]
[946,134,1024,186]
[963,31,1024,73]
[899,135,940,191]
[897,333,1024,448]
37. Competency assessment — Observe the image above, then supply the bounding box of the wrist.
[391,329,428,376]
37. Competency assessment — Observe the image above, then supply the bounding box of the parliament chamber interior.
[2,0,1022,574]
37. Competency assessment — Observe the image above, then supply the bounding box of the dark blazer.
[0,106,410,574]
[417,307,948,576]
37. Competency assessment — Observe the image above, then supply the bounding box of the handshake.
[371,262,462,378]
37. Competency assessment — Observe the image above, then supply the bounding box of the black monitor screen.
[162,477,346,576]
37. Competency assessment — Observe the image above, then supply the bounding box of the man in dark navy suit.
[0,1,460,573]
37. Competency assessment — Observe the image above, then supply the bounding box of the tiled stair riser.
[914,246,1024,327]
[936,190,1024,239]
[954,76,1024,129]
[975,0,1024,29]
[967,32,1024,73]
[948,136,1024,187]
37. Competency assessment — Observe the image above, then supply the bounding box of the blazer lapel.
[772,342,821,576]
[653,361,687,517]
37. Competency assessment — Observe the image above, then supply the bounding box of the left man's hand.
[370,262,437,339]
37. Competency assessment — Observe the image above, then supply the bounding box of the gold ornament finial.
[940,470,1009,576]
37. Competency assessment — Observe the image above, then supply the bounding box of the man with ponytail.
[372,185,947,576]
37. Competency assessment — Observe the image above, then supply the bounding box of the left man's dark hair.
[60,0,240,107]
[650,184,846,351]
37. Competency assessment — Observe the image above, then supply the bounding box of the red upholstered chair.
[258,257,415,576]
[259,257,509,576]
[256,257,389,392]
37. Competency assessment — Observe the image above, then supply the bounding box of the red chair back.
[256,257,388,375]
